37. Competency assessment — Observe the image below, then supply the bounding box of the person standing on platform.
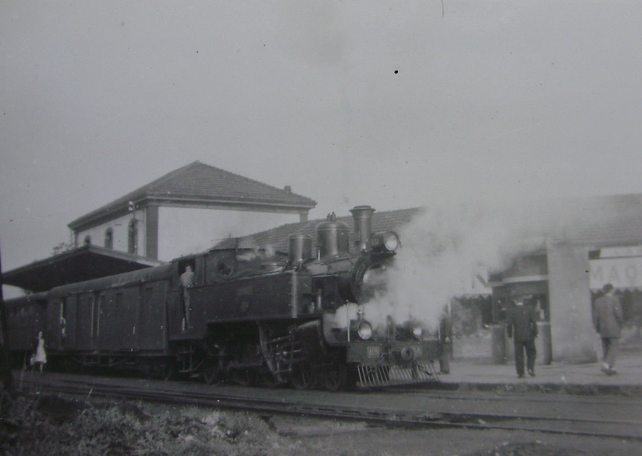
[506,294,538,378]
[594,283,623,376]
[32,331,47,374]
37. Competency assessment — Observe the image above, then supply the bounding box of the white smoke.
[360,201,561,332]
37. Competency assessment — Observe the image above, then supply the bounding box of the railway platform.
[440,350,642,395]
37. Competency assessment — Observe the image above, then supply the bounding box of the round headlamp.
[412,326,423,340]
[357,321,373,340]
[371,231,401,253]
[383,232,400,251]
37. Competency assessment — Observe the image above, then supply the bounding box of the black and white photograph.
[1,1,642,455]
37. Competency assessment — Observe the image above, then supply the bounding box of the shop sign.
[589,257,642,290]
[599,246,642,258]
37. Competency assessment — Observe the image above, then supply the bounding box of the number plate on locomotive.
[367,345,381,358]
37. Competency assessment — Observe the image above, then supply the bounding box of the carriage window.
[104,228,113,249]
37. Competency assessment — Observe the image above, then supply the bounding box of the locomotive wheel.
[323,364,347,392]
[229,342,255,386]
[290,363,315,390]
[152,360,176,381]
[260,369,284,388]
[202,358,221,385]
[232,369,253,387]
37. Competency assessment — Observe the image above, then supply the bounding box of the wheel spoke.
[291,363,315,390]
[202,358,220,385]
[324,364,347,391]
[260,370,284,388]
[232,369,253,386]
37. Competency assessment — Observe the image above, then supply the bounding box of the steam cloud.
[355,198,607,332]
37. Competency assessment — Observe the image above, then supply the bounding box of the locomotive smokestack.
[288,233,312,265]
[350,205,375,253]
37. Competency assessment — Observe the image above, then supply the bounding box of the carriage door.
[46,299,63,350]
[137,282,168,351]
[95,293,105,349]
[75,293,95,351]
[64,295,77,349]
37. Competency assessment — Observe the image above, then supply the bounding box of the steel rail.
[19,376,642,441]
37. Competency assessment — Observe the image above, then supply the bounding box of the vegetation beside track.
[2,390,640,456]
[0,392,374,456]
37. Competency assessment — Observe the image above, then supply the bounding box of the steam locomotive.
[6,205,442,390]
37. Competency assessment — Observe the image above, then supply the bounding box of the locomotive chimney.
[288,233,312,265]
[350,205,375,253]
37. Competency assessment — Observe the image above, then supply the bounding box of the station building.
[4,161,316,293]
[67,161,317,261]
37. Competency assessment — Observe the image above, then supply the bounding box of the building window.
[104,228,113,250]
[128,219,138,254]
[84,235,91,245]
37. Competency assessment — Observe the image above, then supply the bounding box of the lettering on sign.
[367,345,381,359]
[589,257,642,289]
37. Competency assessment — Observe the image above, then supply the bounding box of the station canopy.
[3,245,164,293]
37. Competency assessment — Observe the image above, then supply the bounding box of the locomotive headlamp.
[371,231,400,253]
[399,346,415,361]
[357,321,373,340]
[412,325,423,340]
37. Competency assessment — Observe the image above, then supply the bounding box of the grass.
[0,392,377,456]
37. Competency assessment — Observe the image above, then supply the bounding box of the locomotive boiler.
[6,205,442,390]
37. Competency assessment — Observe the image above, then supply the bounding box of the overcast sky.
[2,0,641,274]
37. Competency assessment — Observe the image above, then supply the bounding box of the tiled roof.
[213,207,421,254]
[69,161,317,230]
[557,194,642,246]
[485,193,642,247]
[213,193,642,255]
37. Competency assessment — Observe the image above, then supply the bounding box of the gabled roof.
[553,194,642,247]
[213,207,422,254]
[213,193,642,256]
[3,245,164,292]
[69,161,317,231]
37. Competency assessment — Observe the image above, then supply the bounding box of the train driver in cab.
[180,265,195,330]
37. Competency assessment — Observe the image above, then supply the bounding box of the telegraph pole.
[0,241,13,391]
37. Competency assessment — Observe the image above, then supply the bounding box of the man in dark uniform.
[593,283,623,375]
[507,294,538,378]
[439,306,452,374]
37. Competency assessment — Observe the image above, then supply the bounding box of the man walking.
[594,283,623,375]
[438,306,452,374]
[507,294,538,378]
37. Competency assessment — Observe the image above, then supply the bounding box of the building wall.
[547,242,597,363]
[157,207,301,261]
[74,206,303,262]
[74,209,149,256]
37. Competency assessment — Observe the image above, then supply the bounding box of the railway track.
[17,371,642,441]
